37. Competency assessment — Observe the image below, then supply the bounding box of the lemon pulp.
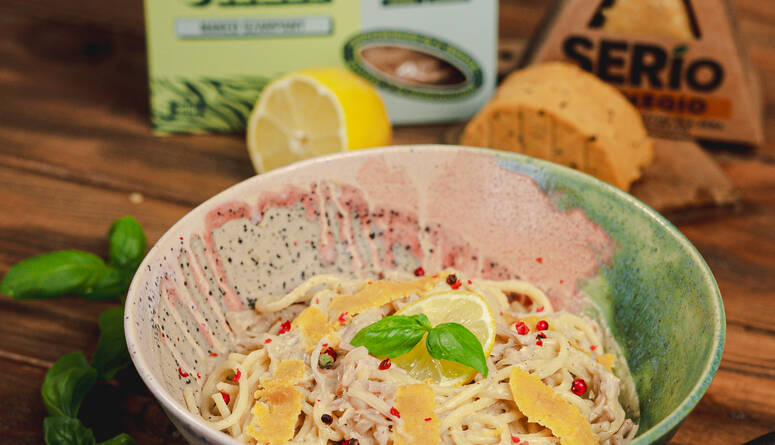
[394,290,496,387]
[246,67,391,173]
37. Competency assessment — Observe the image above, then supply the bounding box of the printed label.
[182,0,331,7]
[175,16,332,39]
[619,88,731,119]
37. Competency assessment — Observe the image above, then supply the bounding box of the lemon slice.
[246,67,392,173]
[394,290,496,386]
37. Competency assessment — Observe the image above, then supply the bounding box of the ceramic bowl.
[125,145,724,445]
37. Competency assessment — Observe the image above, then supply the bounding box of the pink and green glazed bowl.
[125,144,724,445]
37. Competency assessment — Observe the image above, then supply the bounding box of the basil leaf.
[42,352,97,418]
[0,250,111,300]
[426,323,489,377]
[44,417,96,445]
[108,216,147,273]
[351,314,430,358]
[81,266,130,302]
[98,434,136,445]
[91,307,130,380]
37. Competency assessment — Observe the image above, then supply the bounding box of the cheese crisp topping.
[292,307,337,352]
[246,360,306,444]
[327,274,445,319]
[394,384,440,445]
[509,367,597,445]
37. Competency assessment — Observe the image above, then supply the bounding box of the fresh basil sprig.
[44,416,134,445]
[42,352,97,418]
[91,307,131,381]
[44,416,96,445]
[0,216,145,444]
[40,307,135,444]
[0,216,146,301]
[351,314,489,377]
[108,216,147,273]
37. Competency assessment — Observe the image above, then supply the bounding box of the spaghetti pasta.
[191,271,638,445]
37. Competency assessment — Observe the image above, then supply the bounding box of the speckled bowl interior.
[125,145,724,445]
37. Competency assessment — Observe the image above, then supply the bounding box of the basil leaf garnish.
[351,314,430,358]
[108,216,147,273]
[44,416,96,445]
[41,352,97,418]
[426,322,489,377]
[0,250,112,300]
[91,307,131,380]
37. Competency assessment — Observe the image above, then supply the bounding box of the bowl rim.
[125,144,725,445]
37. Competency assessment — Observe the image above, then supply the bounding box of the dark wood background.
[0,0,773,443]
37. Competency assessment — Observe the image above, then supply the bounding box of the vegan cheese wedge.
[461,62,653,191]
[601,0,694,40]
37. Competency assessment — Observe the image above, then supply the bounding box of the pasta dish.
[186,270,637,445]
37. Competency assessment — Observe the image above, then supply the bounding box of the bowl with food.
[125,145,724,445]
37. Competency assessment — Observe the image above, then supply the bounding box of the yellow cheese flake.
[292,307,338,352]
[259,360,306,389]
[508,367,597,445]
[328,275,444,320]
[394,384,439,445]
[597,353,615,372]
[246,385,302,444]
[247,360,306,444]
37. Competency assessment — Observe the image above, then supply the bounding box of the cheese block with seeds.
[461,62,653,191]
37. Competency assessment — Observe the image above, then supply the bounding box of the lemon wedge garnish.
[394,290,497,387]
[246,67,392,173]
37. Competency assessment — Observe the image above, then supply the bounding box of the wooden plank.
[0,12,255,207]
[0,0,145,32]
[672,370,774,444]
[680,158,775,333]
[0,359,49,445]
[0,164,190,263]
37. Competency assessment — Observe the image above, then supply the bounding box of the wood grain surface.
[0,0,773,443]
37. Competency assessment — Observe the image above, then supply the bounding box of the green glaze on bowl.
[495,151,725,444]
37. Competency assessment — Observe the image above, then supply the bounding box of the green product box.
[144,0,497,135]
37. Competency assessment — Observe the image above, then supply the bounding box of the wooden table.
[1,1,773,443]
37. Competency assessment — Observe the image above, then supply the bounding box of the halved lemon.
[394,290,497,386]
[246,67,392,173]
